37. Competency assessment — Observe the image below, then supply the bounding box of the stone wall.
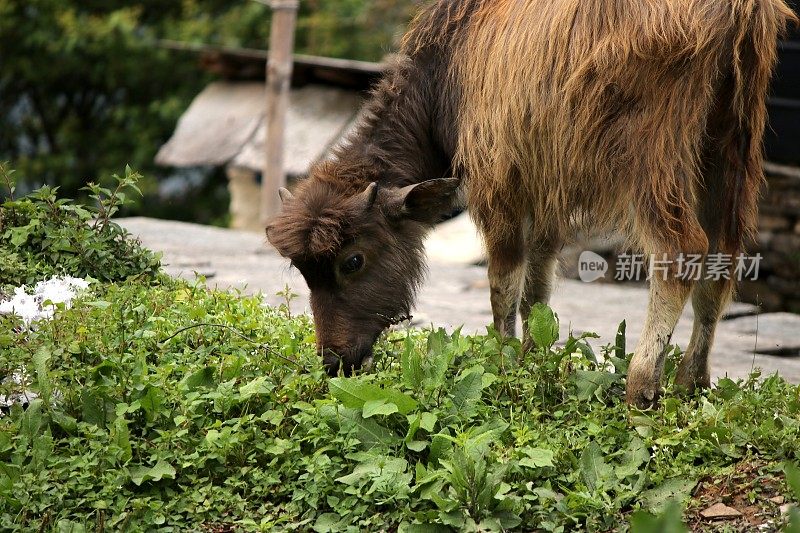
[738,164,800,313]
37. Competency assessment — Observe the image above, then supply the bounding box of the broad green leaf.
[463,420,509,457]
[111,417,132,463]
[616,436,649,479]
[787,508,800,533]
[424,328,456,391]
[519,447,555,468]
[9,225,31,247]
[129,459,176,486]
[429,430,453,464]
[85,300,112,310]
[329,378,417,414]
[205,429,221,447]
[451,368,484,413]
[580,442,613,491]
[639,478,696,513]
[81,390,111,427]
[362,399,399,418]
[401,335,424,389]
[313,513,343,533]
[33,347,52,399]
[180,366,216,391]
[19,399,45,440]
[0,463,20,496]
[406,440,428,452]
[526,303,559,350]
[55,519,87,533]
[572,370,622,401]
[419,412,438,433]
[405,413,421,442]
[335,456,408,485]
[629,500,688,533]
[138,386,163,422]
[338,408,401,448]
[239,376,275,400]
[785,462,800,500]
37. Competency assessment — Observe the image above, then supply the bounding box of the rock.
[767,276,800,298]
[769,496,785,505]
[780,504,793,516]
[771,234,800,255]
[700,503,742,519]
[759,215,791,232]
[757,231,774,248]
[737,280,784,311]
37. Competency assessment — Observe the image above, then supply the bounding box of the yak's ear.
[385,178,460,223]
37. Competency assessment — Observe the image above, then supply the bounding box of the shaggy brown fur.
[267,0,797,405]
[450,0,795,255]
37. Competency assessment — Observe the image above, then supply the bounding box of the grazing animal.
[267,0,797,407]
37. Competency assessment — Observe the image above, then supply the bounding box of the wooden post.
[261,0,299,226]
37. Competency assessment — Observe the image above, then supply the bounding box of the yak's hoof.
[626,385,661,409]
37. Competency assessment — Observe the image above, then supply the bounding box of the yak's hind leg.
[675,278,733,392]
[626,181,708,408]
[676,142,737,393]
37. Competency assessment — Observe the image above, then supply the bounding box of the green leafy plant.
[0,164,160,287]
[2,273,800,531]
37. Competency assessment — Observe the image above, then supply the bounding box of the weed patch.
[1,279,799,531]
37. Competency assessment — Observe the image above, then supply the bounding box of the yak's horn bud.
[278,187,294,203]
[358,182,379,211]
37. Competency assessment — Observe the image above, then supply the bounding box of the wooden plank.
[232,86,362,176]
[261,0,299,225]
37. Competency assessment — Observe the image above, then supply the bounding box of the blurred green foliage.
[0,0,414,218]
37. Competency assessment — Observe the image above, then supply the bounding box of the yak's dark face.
[266,173,459,376]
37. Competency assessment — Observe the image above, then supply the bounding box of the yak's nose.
[321,346,374,377]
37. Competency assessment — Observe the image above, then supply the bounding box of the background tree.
[0,0,415,221]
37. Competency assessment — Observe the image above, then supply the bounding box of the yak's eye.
[341,253,365,275]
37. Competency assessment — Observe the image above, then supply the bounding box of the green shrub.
[0,163,160,288]
[1,276,799,531]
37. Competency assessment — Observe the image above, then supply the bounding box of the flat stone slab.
[700,503,743,519]
[120,217,800,383]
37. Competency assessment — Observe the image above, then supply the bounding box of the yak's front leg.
[519,237,561,351]
[486,233,527,338]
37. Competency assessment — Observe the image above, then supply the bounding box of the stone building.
[155,46,382,232]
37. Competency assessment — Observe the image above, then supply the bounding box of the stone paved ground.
[120,217,800,383]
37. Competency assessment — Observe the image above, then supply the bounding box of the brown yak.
[267,0,797,407]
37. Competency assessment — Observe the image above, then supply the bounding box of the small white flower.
[0,276,89,326]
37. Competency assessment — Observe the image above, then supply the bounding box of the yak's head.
[266,166,459,376]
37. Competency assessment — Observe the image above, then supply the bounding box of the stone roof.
[155,81,363,176]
